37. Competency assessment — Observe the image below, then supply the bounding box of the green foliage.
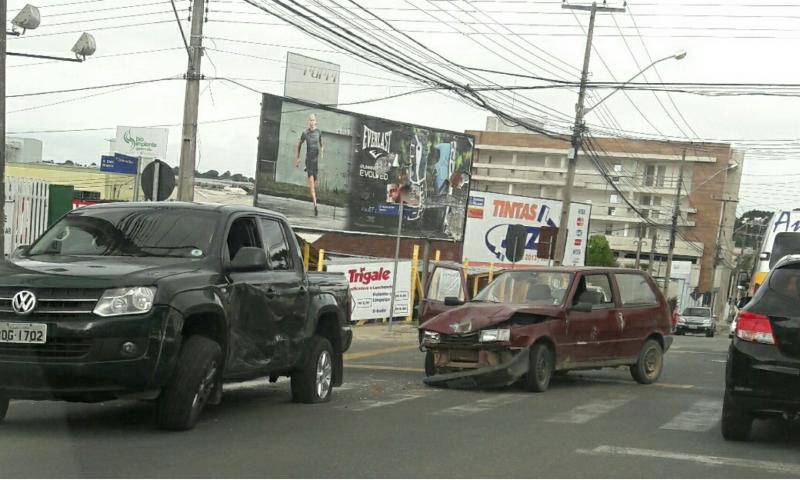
[734,209,772,249]
[586,235,617,267]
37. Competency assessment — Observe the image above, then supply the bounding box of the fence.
[4,177,50,255]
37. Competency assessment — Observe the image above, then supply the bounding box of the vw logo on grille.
[11,290,37,315]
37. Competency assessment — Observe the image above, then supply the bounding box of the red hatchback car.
[419,267,673,392]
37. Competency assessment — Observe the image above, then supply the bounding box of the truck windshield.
[683,308,710,317]
[27,208,218,258]
[473,271,572,306]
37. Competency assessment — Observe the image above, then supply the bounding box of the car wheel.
[157,335,222,431]
[0,397,9,424]
[630,339,663,384]
[524,343,554,393]
[721,392,752,441]
[424,350,436,376]
[291,335,334,404]
[675,329,683,335]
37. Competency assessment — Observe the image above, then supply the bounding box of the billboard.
[284,52,341,106]
[462,191,592,268]
[114,126,168,159]
[326,260,412,320]
[255,94,474,241]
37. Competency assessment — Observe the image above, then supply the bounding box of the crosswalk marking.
[342,392,430,412]
[432,394,525,417]
[660,400,722,432]
[546,396,635,424]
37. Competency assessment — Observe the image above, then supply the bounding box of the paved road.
[1,328,799,478]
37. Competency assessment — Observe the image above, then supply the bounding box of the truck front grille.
[0,338,93,360]
[0,288,103,316]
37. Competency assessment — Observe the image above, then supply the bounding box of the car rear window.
[683,308,710,317]
[616,273,658,307]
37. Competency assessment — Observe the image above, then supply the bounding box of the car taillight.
[735,311,775,345]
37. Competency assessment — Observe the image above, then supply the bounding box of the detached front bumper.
[423,347,530,389]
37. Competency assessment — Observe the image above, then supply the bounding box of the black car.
[722,255,800,441]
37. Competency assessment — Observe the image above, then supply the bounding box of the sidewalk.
[352,322,419,343]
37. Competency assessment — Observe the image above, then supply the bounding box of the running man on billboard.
[295,113,324,216]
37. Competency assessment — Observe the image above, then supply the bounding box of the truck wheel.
[156,336,222,431]
[721,392,752,441]
[0,397,8,424]
[630,339,663,384]
[524,343,553,393]
[424,351,436,376]
[291,336,334,404]
[706,329,715,338]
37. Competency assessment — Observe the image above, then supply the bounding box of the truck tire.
[156,336,222,431]
[0,397,8,424]
[630,339,663,384]
[706,328,715,338]
[721,392,752,441]
[291,336,334,404]
[424,350,436,376]
[524,343,553,393]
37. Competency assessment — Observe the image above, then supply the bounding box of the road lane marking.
[660,400,722,432]
[344,345,419,361]
[575,445,800,476]
[569,375,695,389]
[342,392,431,412]
[345,364,425,373]
[432,394,525,417]
[547,396,635,424]
[225,378,363,392]
[670,349,727,355]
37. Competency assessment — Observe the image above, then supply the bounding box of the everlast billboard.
[255,93,474,241]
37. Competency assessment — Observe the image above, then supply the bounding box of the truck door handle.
[298,286,307,295]
[265,287,277,298]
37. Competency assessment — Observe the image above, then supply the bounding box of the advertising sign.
[114,126,168,159]
[100,153,138,175]
[326,260,412,320]
[255,94,474,241]
[462,191,592,268]
[284,52,341,106]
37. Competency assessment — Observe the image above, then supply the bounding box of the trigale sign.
[462,191,592,268]
[326,260,412,321]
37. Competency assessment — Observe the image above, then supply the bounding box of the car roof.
[74,201,288,221]
[773,254,800,269]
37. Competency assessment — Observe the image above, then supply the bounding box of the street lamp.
[584,49,687,115]
[554,48,687,265]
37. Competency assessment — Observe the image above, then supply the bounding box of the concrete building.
[6,137,43,164]
[466,128,743,314]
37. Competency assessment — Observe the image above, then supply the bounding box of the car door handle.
[265,287,277,298]
[298,286,308,295]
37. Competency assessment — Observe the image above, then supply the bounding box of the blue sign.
[100,153,139,175]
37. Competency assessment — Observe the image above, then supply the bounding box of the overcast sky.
[8,0,800,215]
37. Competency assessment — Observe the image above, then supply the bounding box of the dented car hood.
[420,303,562,334]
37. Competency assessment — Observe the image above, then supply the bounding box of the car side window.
[616,273,658,307]
[428,267,465,302]
[259,218,292,271]
[575,274,614,308]
[227,217,263,261]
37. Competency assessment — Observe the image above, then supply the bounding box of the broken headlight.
[423,331,441,345]
[479,328,511,343]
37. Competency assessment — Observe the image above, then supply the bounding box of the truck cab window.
[227,217,262,260]
[259,218,292,270]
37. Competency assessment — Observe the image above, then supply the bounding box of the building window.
[612,164,622,182]
[610,194,620,204]
[605,223,613,235]
[608,207,616,216]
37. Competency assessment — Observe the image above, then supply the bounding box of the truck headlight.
[93,287,157,317]
[423,331,440,345]
[479,328,511,343]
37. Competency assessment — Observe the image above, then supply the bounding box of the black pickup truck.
[0,203,352,430]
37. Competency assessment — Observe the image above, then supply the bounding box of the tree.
[220,170,232,180]
[231,173,247,182]
[586,235,617,267]
[734,209,772,250]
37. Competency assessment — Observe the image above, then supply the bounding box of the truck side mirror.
[10,245,30,259]
[444,296,465,307]
[229,247,268,272]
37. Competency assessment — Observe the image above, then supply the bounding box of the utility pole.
[648,230,657,275]
[663,147,687,299]
[177,0,205,202]
[634,224,644,269]
[555,1,626,264]
[0,0,7,256]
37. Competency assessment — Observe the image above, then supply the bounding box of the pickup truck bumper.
[0,306,182,401]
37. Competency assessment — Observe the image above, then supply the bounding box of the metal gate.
[4,177,50,255]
